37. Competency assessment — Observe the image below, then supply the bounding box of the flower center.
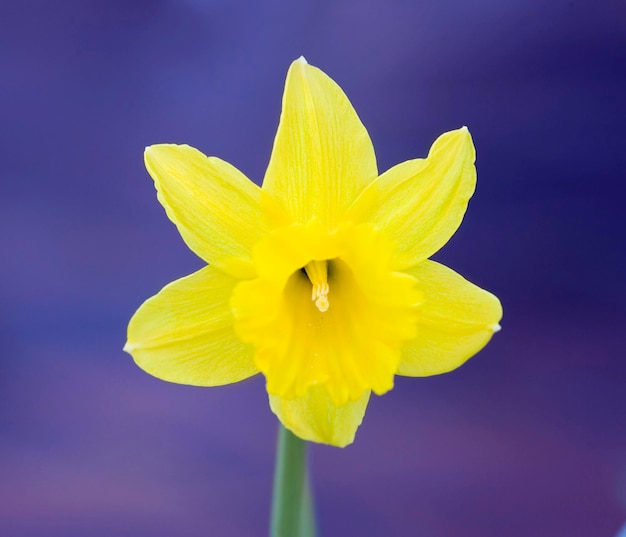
[304,260,330,312]
[230,220,421,405]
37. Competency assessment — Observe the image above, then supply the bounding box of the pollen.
[304,260,330,312]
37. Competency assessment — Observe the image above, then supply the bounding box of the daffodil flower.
[124,57,502,447]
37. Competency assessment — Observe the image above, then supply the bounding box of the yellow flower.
[124,57,502,447]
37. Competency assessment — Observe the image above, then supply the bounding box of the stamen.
[304,260,330,312]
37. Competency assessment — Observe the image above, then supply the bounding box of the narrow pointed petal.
[262,57,377,229]
[269,387,370,447]
[145,144,267,278]
[347,127,476,269]
[398,260,502,377]
[125,265,258,386]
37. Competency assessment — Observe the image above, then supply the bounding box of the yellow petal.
[398,260,502,376]
[346,127,476,270]
[269,387,370,447]
[124,265,258,386]
[262,57,377,230]
[145,144,267,279]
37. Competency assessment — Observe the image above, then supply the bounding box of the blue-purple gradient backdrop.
[1,1,624,536]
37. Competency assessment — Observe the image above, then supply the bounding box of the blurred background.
[1,1,624,536]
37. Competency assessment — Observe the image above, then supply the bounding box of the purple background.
[1,1,625,536]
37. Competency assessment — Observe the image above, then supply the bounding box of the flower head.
[124,57,502,447]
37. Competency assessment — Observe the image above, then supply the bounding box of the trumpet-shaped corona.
[231,221,421,406]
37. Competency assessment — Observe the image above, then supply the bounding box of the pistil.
[304,260,330,312]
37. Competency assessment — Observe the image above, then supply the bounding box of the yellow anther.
[304,260,330,312]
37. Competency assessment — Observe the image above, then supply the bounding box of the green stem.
[299,472,317,537]
[270,424,317,537]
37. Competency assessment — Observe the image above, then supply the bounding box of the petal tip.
[144,144,164,165]
[144,144,163,155]
[451,125,475,161]
[296,55,308,65]
[490,323,502,333]
[458,125,471,139]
